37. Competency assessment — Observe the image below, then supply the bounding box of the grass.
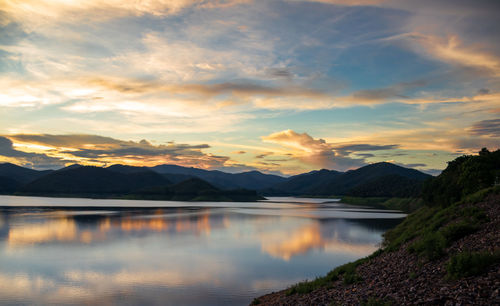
[440,221,479,246]
[408,232,446,260]
[339,196,423,213]
[287,250,383,295]
[286,260,364,295]
[383,188,493,259]
[447,250,500,279]
[361,297,393,306]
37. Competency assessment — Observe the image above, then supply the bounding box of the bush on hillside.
[422,148,500,207]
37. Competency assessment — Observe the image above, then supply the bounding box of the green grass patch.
[383,193,490,259]
[408,232,446,260]
[340,196,424,213]
[361,297,393,306]
[286,255,374,295]
[458,185,500,205]
[447,250,500,279]
[440,221,479,246]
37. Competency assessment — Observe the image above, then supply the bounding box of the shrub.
[440,221,478,246]
[361,297,393,306]
[409,232,446,260]
[447,251,500,279]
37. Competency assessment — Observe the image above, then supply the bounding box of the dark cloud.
[10,134,123,147]
[477,88,490,95]
[349,80,427,103]
[469,119,500,137]
[395,162,427,168]
[255,152,274,159]
[335,144,399,152]
[352,88,408,101]
[0,136,67,169]
[63,143,210,159]
[267,68,293,80]
[334,144,399,157]
[266,158,292,162]
[87,77,327,99]
[355,153,375,158]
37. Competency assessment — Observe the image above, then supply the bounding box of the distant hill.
[129,177,263,201]
[0,176,21,193]
[264,162,431,197]
[20,166,170,196]
[106,164,151,174]
[311,162,431,196]
[150,164,286,190]
[262,169,343,195]
[2,161,432,200]
[0,163,53,184]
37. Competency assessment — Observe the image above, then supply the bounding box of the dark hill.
[310,162,431,196]
[129,177,263,201]
[0,176,21,193]
[150,164,286,190]
[106,164,151,174]
[21,166,170,196]
[0,162,53,184]
[264,162,431,197]
[262,169,343,195]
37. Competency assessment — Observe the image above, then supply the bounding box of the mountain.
[150,164,286,190]
[0,176,22,193]
[262,169,343,195]
[106,164,151,174]
[264,162,431,197]
[3,161,431,200]
[129,177,263,201]
[0,162,53,184]
[310,162,431,196]
[21,165,171,196]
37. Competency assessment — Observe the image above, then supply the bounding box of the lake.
[0,195,405,305]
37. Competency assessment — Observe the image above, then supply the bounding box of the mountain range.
[0,161,432,199]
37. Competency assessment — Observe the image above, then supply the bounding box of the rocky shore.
[255,194,500,305]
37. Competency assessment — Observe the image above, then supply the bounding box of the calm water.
[0,195,405,305]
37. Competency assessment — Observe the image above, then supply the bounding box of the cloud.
[5,134,232,169]
[468,119,500,137]
[261,129,388,171]
[0,136,67,169]
[333,144,399,154]
[1,0,251,31]
[255,152,274,159]
[397,33,500,77]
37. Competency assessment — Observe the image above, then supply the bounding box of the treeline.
[423,148,500,207]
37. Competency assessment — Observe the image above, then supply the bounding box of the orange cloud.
[4,134,231,170]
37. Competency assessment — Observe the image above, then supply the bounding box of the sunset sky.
[0,0,499,175]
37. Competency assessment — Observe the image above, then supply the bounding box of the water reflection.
[0,196,405,305]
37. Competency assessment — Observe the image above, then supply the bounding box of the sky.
[0,0,499,175]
